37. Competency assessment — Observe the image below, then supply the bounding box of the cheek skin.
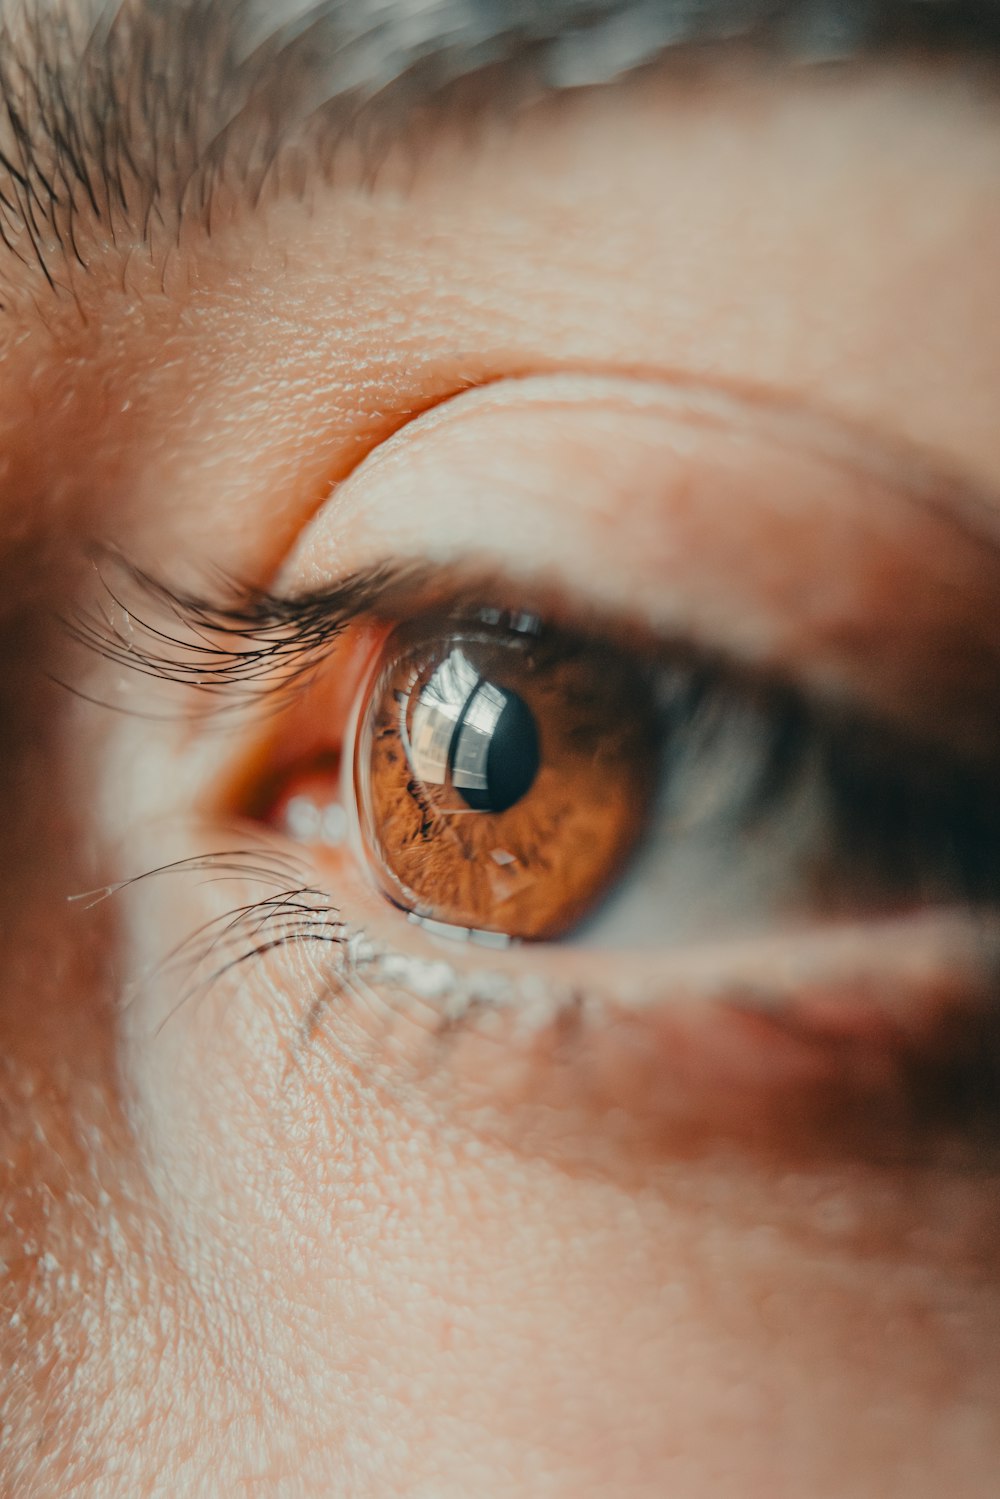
[0,644,190,1490]
[117,924,1000,1499]
[3,65,1000,1499]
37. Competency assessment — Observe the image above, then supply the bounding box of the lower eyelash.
[72,832,541,1048]
[73,845,349,1027]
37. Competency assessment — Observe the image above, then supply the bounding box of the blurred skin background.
[3,1,1000,1494]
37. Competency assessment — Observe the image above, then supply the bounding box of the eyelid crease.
[70,360,1000,698]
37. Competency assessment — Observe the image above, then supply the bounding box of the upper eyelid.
[63,549,798,708]
[72,363,1000,636]
[61,372,1000,750]
[264,371,1000,743]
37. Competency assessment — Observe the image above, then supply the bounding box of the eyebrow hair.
[0,0,997,305]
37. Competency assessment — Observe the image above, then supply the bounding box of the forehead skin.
[0,0,999,303]
[2,6,1000,1499]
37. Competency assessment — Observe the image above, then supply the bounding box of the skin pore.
[4,3,1000,1496]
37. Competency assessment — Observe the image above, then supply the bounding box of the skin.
[3,45,1000,1499]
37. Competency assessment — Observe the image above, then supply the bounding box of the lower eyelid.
[276,840,1000,1158]
[106,790,1000,1164]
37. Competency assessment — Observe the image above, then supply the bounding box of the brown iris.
[353,617,661,939]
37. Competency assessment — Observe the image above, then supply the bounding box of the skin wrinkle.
[1,0,1000,301]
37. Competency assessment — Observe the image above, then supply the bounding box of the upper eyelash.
[64,545,1000,784]
[63,550,418,716]
[64,549,702,719]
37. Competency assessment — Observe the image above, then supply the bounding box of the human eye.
[82,370,1000,1151]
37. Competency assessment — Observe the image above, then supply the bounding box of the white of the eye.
[571,702,830,949]
[283,794,349,847]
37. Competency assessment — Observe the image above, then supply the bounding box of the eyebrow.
[0,0,997,303]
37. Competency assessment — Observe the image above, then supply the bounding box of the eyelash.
[64,551,413,713]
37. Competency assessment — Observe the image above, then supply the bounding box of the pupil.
[452,683,540,814]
